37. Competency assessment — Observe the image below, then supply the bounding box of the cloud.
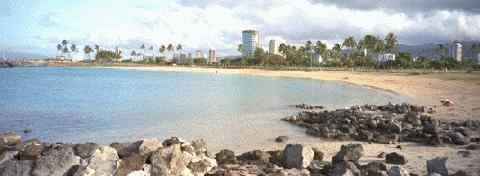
[38,12,59,27]
[312,0,480,14]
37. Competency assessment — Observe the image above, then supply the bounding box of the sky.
[1,0,480,57]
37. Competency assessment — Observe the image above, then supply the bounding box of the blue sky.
[1,0,480,58]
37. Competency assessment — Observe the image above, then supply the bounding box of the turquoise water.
[0,67,408,150]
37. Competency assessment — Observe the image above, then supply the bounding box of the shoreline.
[104,65,480,121]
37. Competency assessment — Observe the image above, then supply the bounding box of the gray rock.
[385,152,407,165]
[74,143,99,159]
[31,144,81,176]
[387,165,409,176]
[187,157,217,176]
[162,137,183,147]
[75,146,120,176]
[0,132,21,146]
[283,144,314,169]
[275,136,289,143]
[126,164,150,176]
[191,139,207,156]
[0,151,18,165]
[330,161,361,176]
[116,154,147,176]
[426,157,448,176]
[0,159,34,176]
[215,149,237,165]
[17,140,44,160]
[448,132,469,145]
[361,161,387,176]
[237,150,271,164]
[332,144,364,164]
[139,139,162,156]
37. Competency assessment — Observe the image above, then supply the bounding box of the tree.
[61,40,68,47]
[83,45,93,60]
[176,44,183,53]
[167,44,174,60]
[342,36,357,50]
[374,39,385,54]
[131,50,137,61]
[254,47,267,65]
[140,44,146,60]
[437,44,448,58]
[56,44,62,57]
[385,32,398,53]
[149,46,154,62]
[159,45,166,57]
[362,35,378,55]
[314,41,327,57]
[94,45,100,53]
[237,44,244,54]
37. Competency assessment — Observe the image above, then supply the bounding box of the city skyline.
[1,0,480,58]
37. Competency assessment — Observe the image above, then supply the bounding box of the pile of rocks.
[0,133,471,176]
[283,103,480,146]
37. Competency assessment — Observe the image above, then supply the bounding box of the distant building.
[176,53,191,64]
[269,40,279,55]
[449,41,463,62]
[377,53,396,63]
[242,30,260,57]
[208,49,217,63]
[195,50,204,58]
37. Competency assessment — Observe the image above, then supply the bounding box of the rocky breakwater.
[283,103,480,146]
[0,132,473,176]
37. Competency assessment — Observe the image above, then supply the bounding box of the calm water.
[0,67,409,151]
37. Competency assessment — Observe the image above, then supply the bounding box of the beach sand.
[106,66,480,175]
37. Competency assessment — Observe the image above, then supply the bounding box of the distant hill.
[399,41,480,60]
[1,51,48,60]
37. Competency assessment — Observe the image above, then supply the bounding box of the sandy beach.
[100,66,480,175]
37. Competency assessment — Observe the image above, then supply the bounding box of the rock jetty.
[283,103,480,146]
[0,133,471,176]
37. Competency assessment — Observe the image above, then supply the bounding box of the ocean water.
[0,67,409,151]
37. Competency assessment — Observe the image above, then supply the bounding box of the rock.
[361,161,387,176]
[0,132,21,146]
[332,144,364,164]
[188,157,217,176]
[111,142,140,159]
[426,157,448,176]
[267,150,284,166]
[139,139,162,156]
[283,144,314,169]
[374,134,399,144]
[31,144,81,176]
[127,164,151,176]
[17,140,44,160]
[275,168,311,176]
[387,165,409,176]
[448,132,469,145]
[191,139,208,156]
[312,147,324,161]
[308,160,331,175]
[385,152,407,165]
[465,144,480,150]
[116,154,147,176]
[237,150,271,164]
[330,161,361,176]
[215,149,237,165]
[457,150,471,157]
[450,170,468,176]
[162,137,183,147]
[75,146,120,176]
[377,152,386,158]
[0,159,34,176]
[150,144,191,176]
[0,151,18,165]
[74,143,99,159]
[275,136,289,143]
[440,99,454,106]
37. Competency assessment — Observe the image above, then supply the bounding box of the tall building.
[208,49,217,63]
[242,30,260,57]
[269,40,279,55]
[449,41,463,62]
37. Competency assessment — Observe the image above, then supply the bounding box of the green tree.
[159,45,166,57]
[254,47,267,65]
[237,44,243,54]
[83,45,93,60]
[385,32,398,53]
[56,44,62,57]
[362,35,378,55]
[342,36,357,50]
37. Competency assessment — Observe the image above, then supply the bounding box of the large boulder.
[237,150,271,164]
[187,157,217,176]
[17,139,44,160]
[74,146,120,176]
[0,132,21,146]
[150,144,192,176]
[283,144,314,169]
[139,139,163,156]
[332,144,364,164]
[31,144,81,176]
[361,161,387,176]
[215,149,237,165]
[126,164,150,176]
[426,157,448,176]
[385,152,407,165]
[116,154,147,176]
[387,165,409,176]
[448,132,469,145]
[312,147,324,161]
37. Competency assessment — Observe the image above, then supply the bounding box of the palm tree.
[159,45,166,57]
[62,46,69,60]
[140,44,146,61]
[362,35,378,55]
[176,44,183,53]
[83,45,93,60]
[278,43,287,56]
[167,44,174,60]
[131,50,137,61]
[61,40,68,47]
[56,44,63,58]
[385,32,398,53]
[342,36,357,60]
[238,44,244,54]
[149,46,154,62]
[374,39,385,54]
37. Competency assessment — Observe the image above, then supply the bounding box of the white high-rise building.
[242,30,260,57]
[269,40,279,55]
[449,41,463,62]
[208,49,217,63]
